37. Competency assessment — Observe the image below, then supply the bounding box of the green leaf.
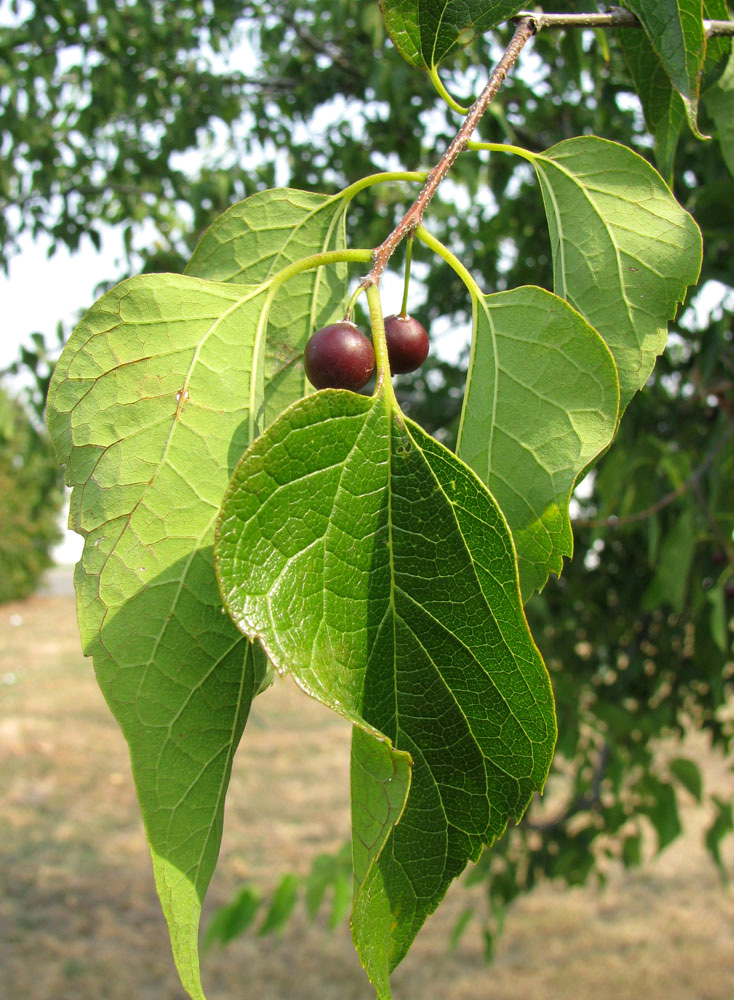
[305,855,336,919]
[46,273,279,1000]
[456,285,620,600]
[707,580,729,652]
[622,831,642,868]
[528,136,702,413]
[202,886,262,952]
[642,508,696,612]
[618,28,687,184]
[304,843,353,921]
[705,50,734,180]
[258,874,300,935]
[639,775,682,852]
[349,727,412,998]
[701,0,734,89]
[379,0,524,69]
[329,869,353,929]
[706,796,734,880]
[216,388,556,999]
[449,907,475,951]
[620,0,707,135]
[186,187,350,425]
[669,757,703,802]
[618,0,730,180]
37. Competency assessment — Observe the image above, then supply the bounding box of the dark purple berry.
[304,321,375,391]
[383,314,430,374]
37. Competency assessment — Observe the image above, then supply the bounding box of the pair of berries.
[304,315,429,391]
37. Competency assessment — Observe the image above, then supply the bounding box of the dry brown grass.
[1,584,733,1000]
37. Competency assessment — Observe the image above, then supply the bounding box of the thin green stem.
[400,236,414,316]
[414,225,482,301]
[466,139,536,163]
[266,248,373,303]
[339,171,428,202]
[429,64,470,115]
[344,282,366,321]
[414,227,482,456]
[366,283,398,410]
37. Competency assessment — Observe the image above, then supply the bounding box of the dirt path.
[1,588,732,1000]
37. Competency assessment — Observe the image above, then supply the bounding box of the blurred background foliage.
[1,0,732,956]
[0,379,64,603]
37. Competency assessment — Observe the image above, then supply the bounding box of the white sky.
[1,230,128,368]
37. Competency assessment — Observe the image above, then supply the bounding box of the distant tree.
[0,380,64,602]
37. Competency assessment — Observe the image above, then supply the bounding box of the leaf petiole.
[365,282,398,410]
[414,224,482,301]
[250,248,373,442]
[429,64,470,114]
[266,248,373,301]
[466,139,536,162]
[339,171,428,201]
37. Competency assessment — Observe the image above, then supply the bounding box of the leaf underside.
[216,388,556,999]
[457,285,620,601]
[530,136,702,413]
[46,184,352,1000]
[47,274,273,999]
[619,28,687,184]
